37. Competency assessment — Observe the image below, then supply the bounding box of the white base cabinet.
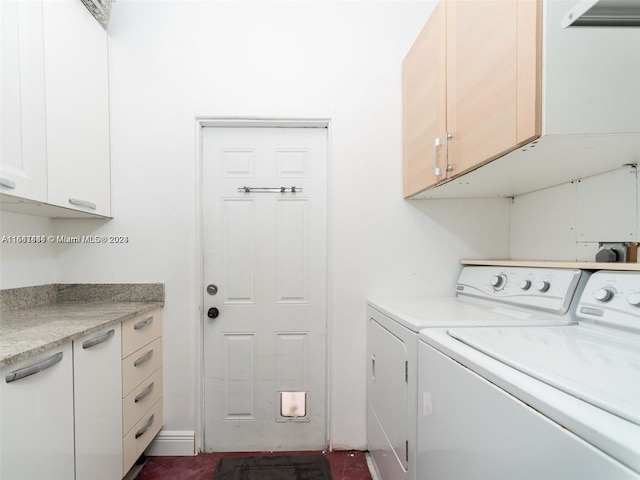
[74,324,123,480]
[0,343,75,480]
[121,309,164,476]
[0,309,163,480]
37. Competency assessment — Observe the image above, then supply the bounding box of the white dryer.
[367,265,590,480]
[417,270,640,479]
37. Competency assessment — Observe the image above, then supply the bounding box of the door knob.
[207,307,219,319]
[207,284,218,295]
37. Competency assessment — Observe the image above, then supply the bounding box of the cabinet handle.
[135,414,155,439]
[82,329,115,349]
[68,197,97,210]
[445,132,454,173]
[134,349,154,367]
[433,137,443,176]
[134,316,154,330]
[0,177,16,189]
[5,352,63,383]
[371,354,376,383]
[135,382,155,403]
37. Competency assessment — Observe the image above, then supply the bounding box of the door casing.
[194,117,332,452]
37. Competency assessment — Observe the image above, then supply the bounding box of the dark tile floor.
[134,450,373,480]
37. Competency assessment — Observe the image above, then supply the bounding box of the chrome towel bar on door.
[238,186,303,193]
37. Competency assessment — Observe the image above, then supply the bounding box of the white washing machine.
[367,265,590,480]
[417,270,640,479]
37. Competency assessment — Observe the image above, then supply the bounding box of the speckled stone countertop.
[0,284,164,368]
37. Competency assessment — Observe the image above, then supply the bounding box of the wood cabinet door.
[446,0,540,179]
[403,1,446,198]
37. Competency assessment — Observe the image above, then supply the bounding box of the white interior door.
[202,126,328,451]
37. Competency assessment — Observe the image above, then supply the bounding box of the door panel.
[446,0,518,176]
[203,126,328,451]
[402,0,446,197]
[368,319,409,471]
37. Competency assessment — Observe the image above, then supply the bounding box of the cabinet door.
[446,0,540,178]
[0,344,74,480]
[43,0,111,217]
[403,1,446,198]
[0,0,47,202]
[74,324,123,480]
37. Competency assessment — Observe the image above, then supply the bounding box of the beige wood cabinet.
[404,1,640,200]
[403,0,541,198]
[121,309,164,476]
[403,1,446,197]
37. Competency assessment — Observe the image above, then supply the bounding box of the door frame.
[194,117,333,453]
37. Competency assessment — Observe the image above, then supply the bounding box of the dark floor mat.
[212,454,332,480]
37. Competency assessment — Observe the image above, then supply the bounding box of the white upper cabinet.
[0,0,111,218]
[0,0,48,202]
[43,0,111,217]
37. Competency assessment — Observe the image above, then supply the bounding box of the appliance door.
[367,317,409,480]
[417,339,640,480]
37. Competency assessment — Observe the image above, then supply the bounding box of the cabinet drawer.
[122,338,162,397]
[122,309,162,359]
[123,367,163,436]
[123,398,163,475]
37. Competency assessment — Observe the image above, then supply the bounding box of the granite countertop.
[0,284,164,368]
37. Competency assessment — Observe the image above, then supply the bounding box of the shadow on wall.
[408,197,511,252]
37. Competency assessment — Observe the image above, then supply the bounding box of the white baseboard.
[146,430,196,456]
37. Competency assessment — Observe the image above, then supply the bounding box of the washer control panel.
[578,271,640,331]
[456,266,586,314]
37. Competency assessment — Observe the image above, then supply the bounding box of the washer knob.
[594,288,614,303]
[491,275,507,289]
[536,281,550,292]
[628,292,640,307]
[518,280,532,290]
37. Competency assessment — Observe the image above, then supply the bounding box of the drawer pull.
[135,414,155,439]
[68,197,97,210]
[5,352,63,383]
[0,177,16,189]
[134,317,154,330]
[134,382,155,403]
[82,329,115,349]
[134,349,154,367]
[432,137,442,176]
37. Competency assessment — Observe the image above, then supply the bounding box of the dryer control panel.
[456,266,588,315]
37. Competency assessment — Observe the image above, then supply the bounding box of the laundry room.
[1,0,638,479]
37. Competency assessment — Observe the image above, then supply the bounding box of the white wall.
[511,166,639,262]
[0,211,57,288]
[1,1,511,451]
